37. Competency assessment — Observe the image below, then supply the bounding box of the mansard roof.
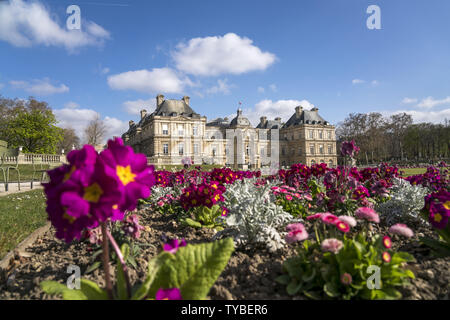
[229,108,252,127]
[283,107,330,128]
[206,117,230,127]
[154,99,201,118]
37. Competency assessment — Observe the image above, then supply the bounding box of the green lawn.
[0,189,48,260]
[399,168,427,177]
[0,164,57,183]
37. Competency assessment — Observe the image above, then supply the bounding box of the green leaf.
[148,237,234,300]
[85,261,101,274]
[286,280,302,295]
[304,291,322,300]
[275,274,291,285]
[40,281,68,296]
[381,287,402,300]
[62,289,87,300]
[79,279,108,300]
[181,217,203,228]
[323,282,340,298]
[116,243,130,300]
[131,254,167,300]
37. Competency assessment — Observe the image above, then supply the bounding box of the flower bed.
[0,139,448,300]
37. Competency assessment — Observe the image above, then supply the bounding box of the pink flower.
[163,238,187,254]
[293,193,302,199]
[306,213,323,220]
[99,137,156,212]
[338,215,357,227]
[285,194,293,201]
[157,200,165,207]
[382,251,391,263]
[155,288,182,300]
[321,213,339,225]
[285,223,308,243]
[341,273,352,286]
[355,207,380,223]
[382,236,392,248]
[335,220,350,233]
[389,224,414,238]
[321,238,343,254]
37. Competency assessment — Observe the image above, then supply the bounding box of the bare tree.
[58,127,81,153]
[84,114,106,146]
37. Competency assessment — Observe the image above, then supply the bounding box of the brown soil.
[0,207,449,300]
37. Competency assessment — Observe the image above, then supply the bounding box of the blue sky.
[1,0,449,140]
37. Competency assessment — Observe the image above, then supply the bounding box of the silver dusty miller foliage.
[376,178,428,226]
[214,178,294,252]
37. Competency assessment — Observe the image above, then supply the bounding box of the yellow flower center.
[83,183,103,203]
[112,204,118,210]
[63,165,76,182]
[191,199,197,205]
[63,212,76,224]
[434,213,442,223]
[116,165,136,186]
[444,201,450,210]
[214,194,220,201]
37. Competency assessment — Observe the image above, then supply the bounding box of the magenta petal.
[155,288,182,300]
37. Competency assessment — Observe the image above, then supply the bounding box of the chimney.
[237,108,242,116]
[275,117,281,122]
[182,96,190,105]
[129,120,134,128]
[260,116,267,125]
[156,94,164,107]
[295,106,303,117]
[140,109,147,120]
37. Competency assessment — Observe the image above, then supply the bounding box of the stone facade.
[122,95,337,169]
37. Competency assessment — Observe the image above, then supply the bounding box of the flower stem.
[106,229,132,298]
[101,222,114,299]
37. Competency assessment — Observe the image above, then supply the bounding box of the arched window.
[311,160,316,166]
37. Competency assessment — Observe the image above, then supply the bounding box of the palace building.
[121,94,337,169]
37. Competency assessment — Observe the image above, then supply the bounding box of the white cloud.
[371,80,379,86]
[269,84,277,92]
[257,86,265,93]
[401,97,418,104]
[103,116,128,139]
[0,0,110,52]
[10,78,69,95]
[206,79,234,95]
[107,68,192,94]
[381,109,450,124]
[64,101,79,109]
[101,67,110,75]
[417,96,450,109]
[352,79,365,84]
[229,99,315,126]
[173,33,276,76]
[54,107,127,143]
[122,98,155,115]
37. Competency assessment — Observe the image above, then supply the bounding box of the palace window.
[328,145,332,154]
[282,148,285,156]
[319,131,323,139]
[163,143,168,155]
[193,143,199,155]
[329,159,333,167]
[298,147,302,155]
[309,130,314,139]
[311,160,316,165]
[193,125,198,136]
[178,125,184,136]
[319,144,324,154]
[178,143,184,155]
[310,144,315,155]
[162,124,168,135]
[328,131,332,139]
[212,145,217,157]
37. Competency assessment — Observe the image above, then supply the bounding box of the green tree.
[0,97,63,154]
